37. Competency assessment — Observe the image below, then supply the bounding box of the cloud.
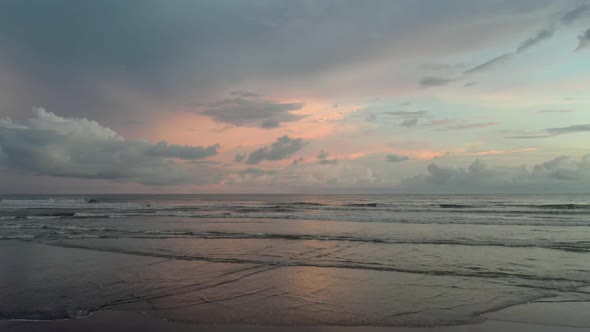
[464,53,514,73]
[464,3,590,74]
[228,153,590,192]
[374,111,497,131]
[364,111,377,122]
[421,63,462,71]
[0,0,573,126]
[401,118,419,127]
[458,148,537,156]
[201,97,304,129]
[245,135,306,164]
[537,109,575,113]
[560,3,589,25]
[318,158,338,165]
[423,119,455,127]
[463,3,589,74]
[354,109,427,126]
[2,2,588,193]
[419,76,456,88]
[577,28,590,51]
[186,151,590,193]
[516,29,554,53]
[531,156,579,180]
[317,150,329,159]
[229,91,260,98]
[546,124,590,135]
[223,167,279,186]
[507,134,553,139]
[0,108,220,185]
[527,156,587,182]
[386,154,410,162]
[148,142,219,160]
[400,155,590,192]
[317,150,338,165]
[292,157,304,166]
[436,121,500,131]
[234,153,246,163]
[239,167,277,176]
[384,111,428,118]
[509,124,590,138]
[425,162,466,185]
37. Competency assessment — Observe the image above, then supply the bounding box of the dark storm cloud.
[386,154,410,162]
[245,136,306,164]
[0,0,557,77]
[201,97,305,129]
[0,109,220,185]
[0,0,569,123]
[0,1,272,89]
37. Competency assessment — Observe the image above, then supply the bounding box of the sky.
[1,0,590,193]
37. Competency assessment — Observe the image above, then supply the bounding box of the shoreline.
[2,308,590,332]
[1,238,590,331]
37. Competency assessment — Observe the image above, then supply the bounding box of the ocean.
[1,194,590,327]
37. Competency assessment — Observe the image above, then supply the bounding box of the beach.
[1,194,590,330]
[3,308,590,332]
[2,240,589,332]
[3,0,590,329]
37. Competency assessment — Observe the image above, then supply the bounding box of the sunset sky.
[1,0,589,193]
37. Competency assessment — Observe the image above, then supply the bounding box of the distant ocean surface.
[1,194,590,326]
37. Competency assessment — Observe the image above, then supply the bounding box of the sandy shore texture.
[1,240,589,331]
[1,308,590,332]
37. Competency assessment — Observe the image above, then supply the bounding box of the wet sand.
[1,239,589,331]
[2,308,589,332]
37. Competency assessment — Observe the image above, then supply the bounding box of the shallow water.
[1,194,590,326]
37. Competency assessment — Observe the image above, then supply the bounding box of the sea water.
[1,194,589,326]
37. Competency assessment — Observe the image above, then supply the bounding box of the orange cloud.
[149,100,358,152]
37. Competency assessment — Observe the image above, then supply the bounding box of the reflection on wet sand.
[0,240,566,326]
